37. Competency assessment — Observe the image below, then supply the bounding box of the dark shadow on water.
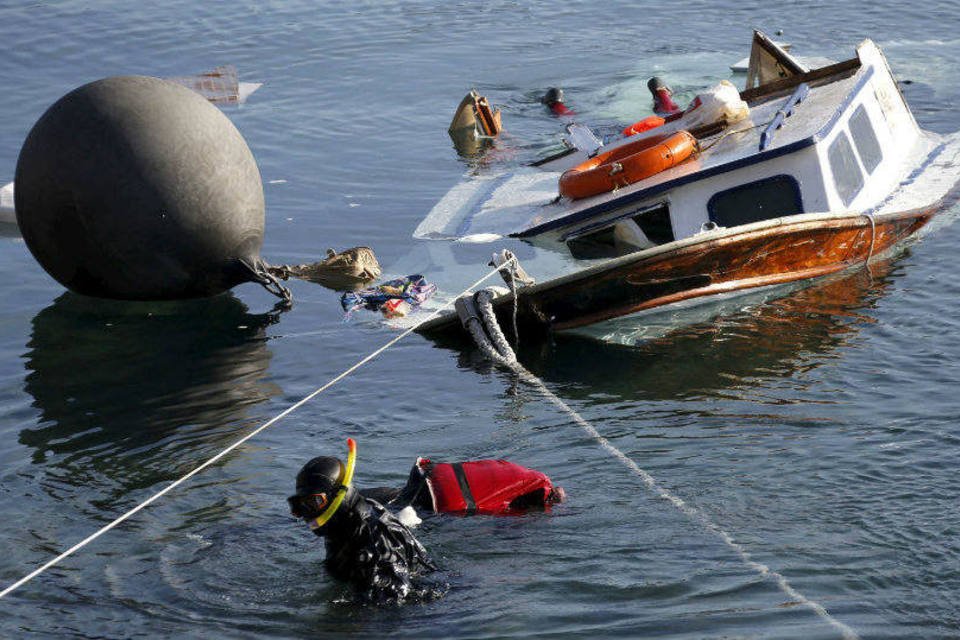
[20,292,283,501]
[442,257,903,402]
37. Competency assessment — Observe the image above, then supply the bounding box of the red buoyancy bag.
[622,115,665,137]
[420,459,559,514]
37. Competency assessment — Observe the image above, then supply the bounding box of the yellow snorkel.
[309,438,357,531]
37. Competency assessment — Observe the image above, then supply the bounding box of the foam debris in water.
[396,506,422,528]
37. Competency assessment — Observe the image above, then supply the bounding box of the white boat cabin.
[417,34,934,262]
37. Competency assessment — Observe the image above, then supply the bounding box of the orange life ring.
[558,130,697,200]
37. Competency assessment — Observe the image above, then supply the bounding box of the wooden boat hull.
[417,195,955,340]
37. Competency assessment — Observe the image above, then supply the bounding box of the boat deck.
[417,62,869,243]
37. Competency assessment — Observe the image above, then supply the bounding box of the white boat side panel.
[817,68,926,214]
[857,40,920,144]
[875,131,960,216]
[669,146,828,239]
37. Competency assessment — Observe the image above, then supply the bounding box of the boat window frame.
[564,201,674,259]
[827,130,865,207]
[706,174,804,228]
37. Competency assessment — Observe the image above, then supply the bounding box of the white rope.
[0,263,513,601]
[464,288,859,640]
[522,371,859,640]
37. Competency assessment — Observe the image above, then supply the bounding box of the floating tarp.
[268,247,382,291]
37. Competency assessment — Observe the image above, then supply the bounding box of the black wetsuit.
[323,494,435,603]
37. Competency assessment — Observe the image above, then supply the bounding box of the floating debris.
[340,275,437,319]
[448,90,502,156]
[268,246,381,291]
[166,65,262,105]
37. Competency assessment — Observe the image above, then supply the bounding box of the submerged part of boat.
[415,31,960,341]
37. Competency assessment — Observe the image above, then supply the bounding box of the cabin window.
[566,203,674,259]
[828,132,864,206]
[707,175,803,227]
[849,104,882,174]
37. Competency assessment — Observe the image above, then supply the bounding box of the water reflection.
[446,258,901,402]
[0,221,20,238]
[20,293,282,498]
[531,263,898,400]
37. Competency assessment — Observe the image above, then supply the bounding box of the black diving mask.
[287,492,331,519]
[288,438,357,531]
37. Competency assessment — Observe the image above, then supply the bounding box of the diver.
[289,441,565,601]
[288,439,436,603]
[540,87,574,116]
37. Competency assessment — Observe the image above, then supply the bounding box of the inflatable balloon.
[15,75,289,301]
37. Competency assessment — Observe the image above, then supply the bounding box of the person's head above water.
[287,438,359,535]
[541,87,565,107]
[540,87,573,116]
[647,76,680,115]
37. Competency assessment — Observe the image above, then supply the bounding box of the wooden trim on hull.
[550,211,929,330]
[418,195,954,340]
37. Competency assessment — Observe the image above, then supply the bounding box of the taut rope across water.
[0,263,513,601]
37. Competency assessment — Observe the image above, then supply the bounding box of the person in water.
[288,439,436,603]
[647,76,681,116]
[542,78,680,119]
[540,87,574,116]
[289,441,565,601]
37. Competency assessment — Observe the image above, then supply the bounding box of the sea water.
[2,2,960,638]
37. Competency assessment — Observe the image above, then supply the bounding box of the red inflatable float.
[418,458,564,514]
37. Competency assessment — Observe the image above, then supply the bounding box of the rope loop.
[863,213,877,278]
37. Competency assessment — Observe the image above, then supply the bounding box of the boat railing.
[759,83,810,151]
[740,57,860,104]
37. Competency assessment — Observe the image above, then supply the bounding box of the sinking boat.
[415,32,960,339]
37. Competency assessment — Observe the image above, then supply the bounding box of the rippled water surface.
[2,2,960,638]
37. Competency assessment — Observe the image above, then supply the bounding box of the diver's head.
[288,439,359,535]
[647,76,671,95]
[647,76,680,115]
[540,87,565,107]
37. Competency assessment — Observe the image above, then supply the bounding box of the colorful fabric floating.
[340,275,437,319]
